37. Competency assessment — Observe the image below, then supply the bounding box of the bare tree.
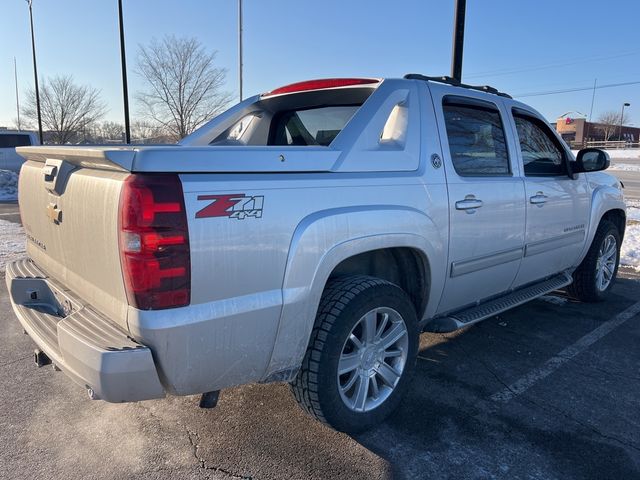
[596,110,630,141]
[131,120,166,143]
[23,75,107,144]
[135,35,232,140]
[99,121,125,141]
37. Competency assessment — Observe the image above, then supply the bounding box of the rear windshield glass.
[269,105,359,146]
[0,134,31,148]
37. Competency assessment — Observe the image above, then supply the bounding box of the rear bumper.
[5,258,165,402]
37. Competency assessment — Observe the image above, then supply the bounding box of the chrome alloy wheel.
[596,234,617,292]
[337,307,409,413]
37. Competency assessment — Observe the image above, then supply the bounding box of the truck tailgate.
[19,159,130,329]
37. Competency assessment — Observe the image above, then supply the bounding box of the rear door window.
[269,105,359,146]
[442,101,510,176]
[0,134,32,148]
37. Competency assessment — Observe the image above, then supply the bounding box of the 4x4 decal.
[195,194,264,220]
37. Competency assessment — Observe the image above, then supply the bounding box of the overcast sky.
[0,0,639,128]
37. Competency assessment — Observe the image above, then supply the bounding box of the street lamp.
[619,102,630,142]
[26,0,43,144]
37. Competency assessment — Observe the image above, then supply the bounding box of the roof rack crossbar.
[404,74,512,99]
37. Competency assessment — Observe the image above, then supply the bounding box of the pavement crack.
[134,403,253,479]
[0,354,31,368]
[518,394,640,454]
[457,342,518,398]
[186,428,252,479]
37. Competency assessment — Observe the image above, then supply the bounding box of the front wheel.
[568,220,621,302]
[291,275,419,433]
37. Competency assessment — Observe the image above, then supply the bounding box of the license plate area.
[10,277,81,318]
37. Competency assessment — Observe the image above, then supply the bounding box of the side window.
[442,102,510,176]
[513,114,567,176]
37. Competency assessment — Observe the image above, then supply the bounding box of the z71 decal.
[196,194,264,220]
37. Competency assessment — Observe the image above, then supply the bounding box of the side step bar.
[424,272,572,333]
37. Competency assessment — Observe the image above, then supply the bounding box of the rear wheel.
[568,220,621,302]
[291,275,419,433]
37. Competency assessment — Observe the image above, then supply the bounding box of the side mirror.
[574,148,610,173]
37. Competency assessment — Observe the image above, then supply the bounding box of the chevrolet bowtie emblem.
[46,203,62,224]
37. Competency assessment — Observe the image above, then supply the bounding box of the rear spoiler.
[16,145,339,173]
[16,146,137,172]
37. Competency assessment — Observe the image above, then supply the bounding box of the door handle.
[529,192,548,205]
[455,197,483,212]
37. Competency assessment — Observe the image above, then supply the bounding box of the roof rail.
[404,74,512,99]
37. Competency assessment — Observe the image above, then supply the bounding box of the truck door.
[508,109,590,287]
[431,89,526,314]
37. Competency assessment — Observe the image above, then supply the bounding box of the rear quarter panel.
[129,170,447,394]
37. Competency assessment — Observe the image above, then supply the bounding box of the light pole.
[618,102,630,142]
[27,0,43,144]
[238,0,243,101]
[450,0,466,82]
[117,0,131,143]
[14,57,21,131]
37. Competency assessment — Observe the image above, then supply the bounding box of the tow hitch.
[34,349,51,367]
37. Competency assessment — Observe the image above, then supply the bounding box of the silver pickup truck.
[6,76,626,433]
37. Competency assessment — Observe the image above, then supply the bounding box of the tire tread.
[291,275,394,427]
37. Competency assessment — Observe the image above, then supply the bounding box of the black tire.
[291,275,419,433]
[567,220,621,302]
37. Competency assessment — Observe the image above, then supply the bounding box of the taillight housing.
[118,174,191,310]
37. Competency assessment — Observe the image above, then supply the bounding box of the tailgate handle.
[42,165,58,182]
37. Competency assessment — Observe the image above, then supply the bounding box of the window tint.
[0,134,32,148]
[514,115,566,176]
[443,104,510,176]
[269,105,359,146]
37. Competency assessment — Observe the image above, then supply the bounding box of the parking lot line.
[491,299,640,403]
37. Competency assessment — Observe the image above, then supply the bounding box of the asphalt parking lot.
[1,200,640,480]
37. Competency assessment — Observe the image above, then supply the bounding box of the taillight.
[118,174,190,310]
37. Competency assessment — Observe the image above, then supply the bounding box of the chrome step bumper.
[5,258,165,402]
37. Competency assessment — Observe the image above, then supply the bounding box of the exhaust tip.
[34,349,51,368]
[86,387,100,400]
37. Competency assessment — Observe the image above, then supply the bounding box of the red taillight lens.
[263,78,379,97]
[119,174,190,310]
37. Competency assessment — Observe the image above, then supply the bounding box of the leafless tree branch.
[23,75,107,144]
[135,35,232,140]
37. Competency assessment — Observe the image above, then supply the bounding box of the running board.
[423,272,573,333]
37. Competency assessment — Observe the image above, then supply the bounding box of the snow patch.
[627,207,640,223]
[608,163,640,172]
[572,149,640,160]
[621,223,640,271]
[0,170,18,201]
[606,149,640,160]
[0,219,25,273]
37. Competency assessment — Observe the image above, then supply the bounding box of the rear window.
[269,106,359,146]
[0,134,31,148]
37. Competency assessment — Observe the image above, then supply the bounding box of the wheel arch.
[263,206,446,381]
[577,183,626,264]
[328,247,430,320]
